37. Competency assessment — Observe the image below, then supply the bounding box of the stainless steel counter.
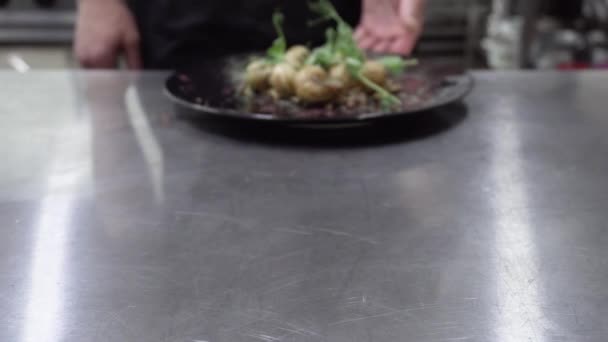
[2,71,608,342]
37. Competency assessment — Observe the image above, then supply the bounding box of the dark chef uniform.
[127,0,361,69]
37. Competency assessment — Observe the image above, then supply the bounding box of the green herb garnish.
[376,56,419,75]
[308,0,400,107]
[266,11,287,63]
[306,28,338,67]
[345,57,400,107]
[265,1,415,109]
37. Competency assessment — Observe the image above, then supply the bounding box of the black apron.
[128,0,361,69]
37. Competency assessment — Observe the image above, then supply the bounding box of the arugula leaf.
[266,11,287,63]
[376,56,418,75]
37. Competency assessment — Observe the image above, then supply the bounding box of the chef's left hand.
[355,0,426,55]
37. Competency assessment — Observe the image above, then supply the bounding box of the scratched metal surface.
[1,71,608,342]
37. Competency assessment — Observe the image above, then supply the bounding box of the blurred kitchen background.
[0,0,607,70]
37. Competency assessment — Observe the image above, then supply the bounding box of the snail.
[285,45,310,67]
[269,63,297,98]
[329,63,356,90]
[361,60,387,87]
[244,59,272,91]
[294,65,342,103]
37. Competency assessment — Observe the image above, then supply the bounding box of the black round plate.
[165,55,474,125]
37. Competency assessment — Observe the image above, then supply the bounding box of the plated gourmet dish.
[165,0,473,122]
[241,0,418,112]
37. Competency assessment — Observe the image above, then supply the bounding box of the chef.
[74,0,426,69]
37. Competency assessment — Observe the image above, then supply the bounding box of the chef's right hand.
[74,0,142,69]
[355,0,425,55]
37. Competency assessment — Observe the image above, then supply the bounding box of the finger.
[355,27,374,48]
[358,31,378,51]
[388,36,415,55]
[370,38,393,53]
[77,47,119,69]
[124,35,142,70]
[125,44,142,70]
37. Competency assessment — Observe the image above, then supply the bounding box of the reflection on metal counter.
[2,69,608,341]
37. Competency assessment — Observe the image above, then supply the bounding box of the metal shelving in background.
[0,0,74,44]
[0,0,75,69]
[0,11,74,44]
[417,0,491,68]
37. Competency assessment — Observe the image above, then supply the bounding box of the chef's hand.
[74,0,142,69]
[355,0,426,55]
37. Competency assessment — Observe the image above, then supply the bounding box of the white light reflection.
[7,54,31,73]
[125,85,165,204]
[489,100,552,341]
[21,100,91,342]
[22,182,73,342]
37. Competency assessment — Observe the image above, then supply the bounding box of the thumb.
[399,0,425,36]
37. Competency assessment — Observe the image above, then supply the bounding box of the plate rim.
[164,63,475,124]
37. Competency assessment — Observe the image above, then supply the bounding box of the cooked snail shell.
[361,60,387,86]
[244,59,272,91]
[285,45,310,67]
[294,65,341,103]
[269,63,297,98]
